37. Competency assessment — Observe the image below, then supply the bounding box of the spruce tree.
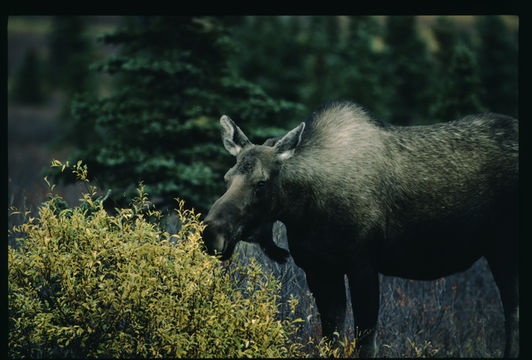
[10,48,45,105]
[432,16,458,75]
[382,16,435,125]
[476,16,518,117]
[300,16,342,111]
[228,16,306,106]
[337,16,388,120]
[48,16,94,93]
[228,16,387,119]
[58,16,300,213]
[48,16,96,130]
[431,42,486,121]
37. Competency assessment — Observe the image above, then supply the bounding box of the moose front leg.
[304,268,347,342]
[348,266,379,357]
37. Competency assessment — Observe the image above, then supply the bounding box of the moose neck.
[274,157,329,228]
[273,138,390,236]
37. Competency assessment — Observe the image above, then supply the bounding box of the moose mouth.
[203,224,242,261]
[219,239,236,260]
[212,234,240,261]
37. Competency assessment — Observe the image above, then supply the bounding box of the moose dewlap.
[203,100,518,357]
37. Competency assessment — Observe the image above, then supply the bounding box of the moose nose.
[202,220,227,255]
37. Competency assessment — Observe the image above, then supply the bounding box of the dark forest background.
[8,16,518,357]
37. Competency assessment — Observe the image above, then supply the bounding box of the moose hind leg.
[305,270,347,341]
[487,256,519,357]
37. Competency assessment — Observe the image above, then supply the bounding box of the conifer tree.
[382,16,435,125]
[48,16,96,127]
[431,42,486,121]
[228,16,306,106]
[300,16,342,111]
[476,16,518,117]
[432,16,458,75]
[228,16,387,119]
[58,16,300,212]
[337,16,388,120]
[48,16,94,94]
[10,48,45,105]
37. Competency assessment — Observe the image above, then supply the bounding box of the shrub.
[8,161,305,358]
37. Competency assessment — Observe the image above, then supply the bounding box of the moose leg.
[305,269,347,342]
[487,256,519,357]
[348,266,379,358]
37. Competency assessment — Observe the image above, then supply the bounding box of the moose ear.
[262,136,281,147]
[220,115,252,156]
[274,122,305,161]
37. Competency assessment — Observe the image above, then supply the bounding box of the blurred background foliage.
[8,15,518,214]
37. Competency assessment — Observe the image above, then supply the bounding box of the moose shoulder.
[202,101,519,357]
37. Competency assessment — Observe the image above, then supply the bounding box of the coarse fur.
[202,100,519,357]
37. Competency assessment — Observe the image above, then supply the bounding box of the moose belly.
[376,218,486,280]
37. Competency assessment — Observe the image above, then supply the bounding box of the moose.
[202,100,519,357]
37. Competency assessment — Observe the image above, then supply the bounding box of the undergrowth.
[8,160,308,358]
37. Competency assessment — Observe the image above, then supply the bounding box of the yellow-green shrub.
[8,161,305,358]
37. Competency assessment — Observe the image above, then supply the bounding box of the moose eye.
[256,180,267,188]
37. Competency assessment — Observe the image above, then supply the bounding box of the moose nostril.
[202,221,226,255]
